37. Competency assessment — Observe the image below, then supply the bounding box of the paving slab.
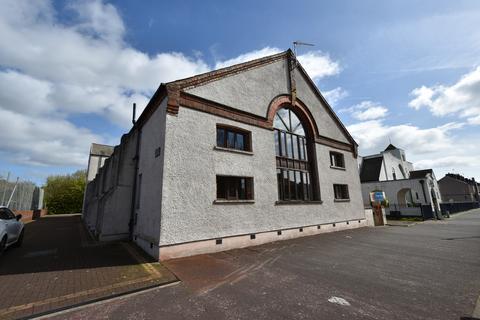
[45,209,480,320]
[0,214,176,320]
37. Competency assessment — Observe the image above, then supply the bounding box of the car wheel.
[0,236,6,255]
[14,230,24,248]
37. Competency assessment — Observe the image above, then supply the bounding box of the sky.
[1,0,480,185]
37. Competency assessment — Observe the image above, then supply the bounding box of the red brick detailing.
[13,209,48,223]
[178,92,355,155]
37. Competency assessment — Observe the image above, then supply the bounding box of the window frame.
[215,175,254,203]
[329,151,345,170]
[216,124,252,153]
[333,184,350,201]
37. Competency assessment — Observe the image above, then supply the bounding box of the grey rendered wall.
[293,70,350,144]
[99,132,138,240]
[186,59,290,117]
[187,58,351,146]
[133,98,167,259]
[160,107,365,246]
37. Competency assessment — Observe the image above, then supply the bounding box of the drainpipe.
[129,128,141,241]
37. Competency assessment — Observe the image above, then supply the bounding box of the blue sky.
[1,0,480,185]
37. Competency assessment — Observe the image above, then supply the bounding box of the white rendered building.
[83,50,368,260]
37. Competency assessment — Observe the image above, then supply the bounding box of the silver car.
[0,206,24,255]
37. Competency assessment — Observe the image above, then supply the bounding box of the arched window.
[274,108,317,201]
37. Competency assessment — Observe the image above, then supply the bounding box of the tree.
[44,170,86,214]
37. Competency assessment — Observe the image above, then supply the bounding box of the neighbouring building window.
[333,184,349,200]
[216,176,254,200]
[135,173,142,209]
[330,152,345,168]
[216,125,251,151]
[274,108,313,201]
[392,168,397,180]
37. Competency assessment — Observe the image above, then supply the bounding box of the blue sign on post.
[374,192,384,202]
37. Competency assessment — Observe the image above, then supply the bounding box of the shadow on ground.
[0,214,176,319]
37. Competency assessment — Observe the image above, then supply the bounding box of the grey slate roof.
[90,143,114,157]
[409,169,433,179]
[360,156,383,182]
[384,144,398,151]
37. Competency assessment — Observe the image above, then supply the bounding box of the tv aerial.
[293,41,315,58]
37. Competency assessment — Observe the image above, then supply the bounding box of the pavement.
[42,209,480,320]
[0,214,176,320]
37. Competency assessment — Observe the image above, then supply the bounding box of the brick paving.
[0,214,177,320]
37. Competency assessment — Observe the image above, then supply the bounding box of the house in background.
[438,173,480,213]
[359,144,442,219]
[83,49,368,260]
[86,143,114,182]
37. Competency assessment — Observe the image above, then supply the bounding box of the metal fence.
[0,173,44,211]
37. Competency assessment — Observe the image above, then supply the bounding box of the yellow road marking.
[121,242,162,277]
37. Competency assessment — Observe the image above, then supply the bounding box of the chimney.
[132,103,136,125]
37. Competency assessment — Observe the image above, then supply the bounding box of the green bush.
[44,170,86,214]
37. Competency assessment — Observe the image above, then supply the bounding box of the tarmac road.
[44,209,480,320]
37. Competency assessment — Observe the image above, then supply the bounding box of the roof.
[441,173,479,186]
[360,156,383,182]
[133,49,358,149]
[90,143,114,157]
[384,144,398,151]
[409,169,433,179]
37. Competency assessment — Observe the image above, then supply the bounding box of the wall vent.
[299,228,303,232]
[250,234,256,240]
[216,239,222,245]
[317,225,321,229]
[277,230,282,236]
[333,223,336,227]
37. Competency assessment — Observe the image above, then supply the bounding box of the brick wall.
[13,209,48,223]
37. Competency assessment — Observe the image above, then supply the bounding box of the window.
[216,176,253,200]
[392,168,397,180]
[0,208,14,220]
[274,108,316,201]
[330,152,345,168]
[333,184,349,200]
[216,125,251,152]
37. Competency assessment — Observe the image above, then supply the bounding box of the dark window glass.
[216,176,253,200]
[295,171,303,200]
[333,184,349,200]
[273,108,314,202]
[227,131,235,149]
[292,135,299,159]
[275,130,281,156]
[289,170,296,200]
[235,133,244,150]
[330,152,345,168]
[216,125,251,152]
[216,128,225,147]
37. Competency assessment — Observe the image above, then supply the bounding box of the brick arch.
[266,95,319,140]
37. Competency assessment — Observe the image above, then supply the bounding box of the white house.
[83,50,368,260]
[359,144,442,218]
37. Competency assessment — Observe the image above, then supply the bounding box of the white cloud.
[214,47,282,69]
[297,51,340,80]
[409,66,480,125]
[0,0,341,170]
[215,47,341,81]
[0,108,101,167]
[341,101,388,120]
[349,120,464,154]
[323,87,348,107]
[0,0,211,168]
